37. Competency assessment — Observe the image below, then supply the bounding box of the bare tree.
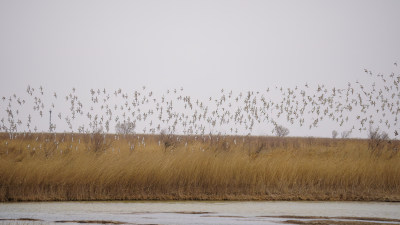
[115,121,136,135]
[332,130,338,139]
[274,124,289,137]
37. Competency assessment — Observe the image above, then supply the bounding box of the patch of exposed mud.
[55,220,126,224]
[256,215,400,225]
[169,211,212,214]
[0,219,43,222]
[283,219,399,225]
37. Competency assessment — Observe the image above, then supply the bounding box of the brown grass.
[0,133,399,202]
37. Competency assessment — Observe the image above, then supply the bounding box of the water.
[1,201,400,225]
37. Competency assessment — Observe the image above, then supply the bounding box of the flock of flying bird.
[1,65,399,141]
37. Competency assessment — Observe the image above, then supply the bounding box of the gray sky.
[0,0,400,137]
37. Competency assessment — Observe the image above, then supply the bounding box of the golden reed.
[0,133,399,201]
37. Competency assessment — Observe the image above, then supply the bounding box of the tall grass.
[0,133,399,201]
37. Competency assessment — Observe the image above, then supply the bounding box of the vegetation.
[332,130,338,139]
[341,130,352,139]
[368,126,390,154]
[0,132,399,202]
[115,121,136,135]
[273,124,290,137]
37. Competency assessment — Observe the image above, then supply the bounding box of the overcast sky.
[0,0,399,137]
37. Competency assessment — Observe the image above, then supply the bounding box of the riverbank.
[1,133,399,202]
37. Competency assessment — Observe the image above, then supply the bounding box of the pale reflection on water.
[1,201,400,225]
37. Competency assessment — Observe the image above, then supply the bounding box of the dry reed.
[0,133,399,202]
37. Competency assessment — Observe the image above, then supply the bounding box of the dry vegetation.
[0,132,399,202]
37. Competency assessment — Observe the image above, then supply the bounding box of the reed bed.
[0,133,399,202]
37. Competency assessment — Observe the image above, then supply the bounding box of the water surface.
[1,201,400,225]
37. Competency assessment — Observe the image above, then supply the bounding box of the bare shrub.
[250,141,266,159]
[332,130,338,139]
[115,121,136,135]
[160,129,177,151]
[341,130,351,139]
[90,129,113,154]
[274,124,289,137]
[368,126,389,153]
